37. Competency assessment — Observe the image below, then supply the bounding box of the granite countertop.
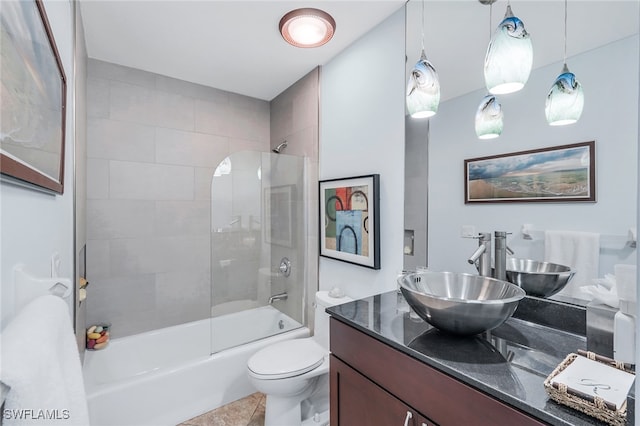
[327,291,634,426]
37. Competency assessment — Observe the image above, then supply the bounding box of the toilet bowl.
[247,290,352,426]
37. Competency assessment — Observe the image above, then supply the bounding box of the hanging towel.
[544,230,600,300]
[0,295,89,425]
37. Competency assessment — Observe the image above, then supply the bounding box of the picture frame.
[319,174,380,269]
[464,141,596,204]
[264,185,294,247]
[0,0,67,194]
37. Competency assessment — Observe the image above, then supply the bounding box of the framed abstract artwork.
[465,141,595,204]
[0,0,67,194]
[319,174,380,269]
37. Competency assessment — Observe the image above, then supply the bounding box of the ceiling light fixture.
[545,0,584,126]
[406,0,440,119]
[484,1,533,95]
[279,8,336,48]
[476,0,503,139]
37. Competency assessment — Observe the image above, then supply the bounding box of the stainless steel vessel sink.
[398,271,526,336]
[505,258,575,298]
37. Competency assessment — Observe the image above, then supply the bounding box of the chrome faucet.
[467,231,514,279]
[494,231,508,281]
[467,232,492,277]
[493,231,516,281]
[268,292,288,304]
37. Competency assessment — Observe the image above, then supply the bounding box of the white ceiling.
[80,1,639,102]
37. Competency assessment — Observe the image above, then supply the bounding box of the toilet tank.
[314,290,353,349]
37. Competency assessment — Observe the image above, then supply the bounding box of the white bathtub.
[83,305,307,426]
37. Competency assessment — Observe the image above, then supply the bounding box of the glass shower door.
[209,151,305,354]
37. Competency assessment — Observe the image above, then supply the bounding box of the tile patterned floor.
[178,392,266,426]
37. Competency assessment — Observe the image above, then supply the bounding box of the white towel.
[0,295,89,425]
[544,230,600,300]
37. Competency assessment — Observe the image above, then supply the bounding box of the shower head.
[272,141,288,154]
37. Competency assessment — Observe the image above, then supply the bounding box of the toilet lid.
[248,339,325,379]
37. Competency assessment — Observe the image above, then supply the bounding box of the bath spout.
[268,292,288,304]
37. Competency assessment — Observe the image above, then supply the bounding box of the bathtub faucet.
[269,292,288,304]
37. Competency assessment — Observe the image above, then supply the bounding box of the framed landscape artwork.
[465,141,596,204]
[0,0,67,194]
[320,175,380,269]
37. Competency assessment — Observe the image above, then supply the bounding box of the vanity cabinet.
[331,356,435,426]
[329,318,546,426]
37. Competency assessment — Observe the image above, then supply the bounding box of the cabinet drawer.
[330,318,545,426]
[331,355,436,426]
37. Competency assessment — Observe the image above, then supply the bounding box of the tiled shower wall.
[86,59,269,337]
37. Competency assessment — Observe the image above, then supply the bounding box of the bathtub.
[83,305,307,426]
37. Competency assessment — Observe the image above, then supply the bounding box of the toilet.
[247,290,352,426]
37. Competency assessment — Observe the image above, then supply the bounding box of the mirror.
[404,1,639,304]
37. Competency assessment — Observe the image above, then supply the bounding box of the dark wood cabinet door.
[330,355,437,426]
[330,318,545,426]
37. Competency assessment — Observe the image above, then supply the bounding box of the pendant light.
[484,1,533,95]
[406,0,440,119]
[476,0,503,139]
[475,95,503,139]
[545,0,584,126]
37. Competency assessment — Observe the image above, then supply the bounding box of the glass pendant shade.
[545,63,584,126]
[484,5,533,95]
[475,95,503,139]
[406,50,440,118]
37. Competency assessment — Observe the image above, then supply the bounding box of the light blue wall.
[319,8,406,298]
[429,36,639,277]
[1,0,76,329]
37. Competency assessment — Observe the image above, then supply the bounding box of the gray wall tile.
[87,118,155,162]
[194,167,214,200]
[155,200,209,237]
[87,199,156,240]
[87,158,109,199]
[89,59,156,89]
[109,81,157,126]
[155,90,195,131]
[109,161,194,200]
[155,74,229,103]
[87,77,110,118]
[155,128,228,167]
[86,239,111,279]
[86,60,277,338]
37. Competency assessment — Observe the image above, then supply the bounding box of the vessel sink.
[398,271,526,336]
[505,258,575,298]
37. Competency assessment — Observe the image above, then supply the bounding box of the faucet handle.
[278,257,291,277]
[468,232,491,241]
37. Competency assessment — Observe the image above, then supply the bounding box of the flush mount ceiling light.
[406,0,440,119]
[545,0,584,126]
[279,8,336,48]
[484,1,533,95]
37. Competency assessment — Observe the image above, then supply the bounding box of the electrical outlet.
[461,225,476,238]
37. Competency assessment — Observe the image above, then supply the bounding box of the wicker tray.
[544,350,635,426]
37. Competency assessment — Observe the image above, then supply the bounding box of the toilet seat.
[248,339,325,380]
